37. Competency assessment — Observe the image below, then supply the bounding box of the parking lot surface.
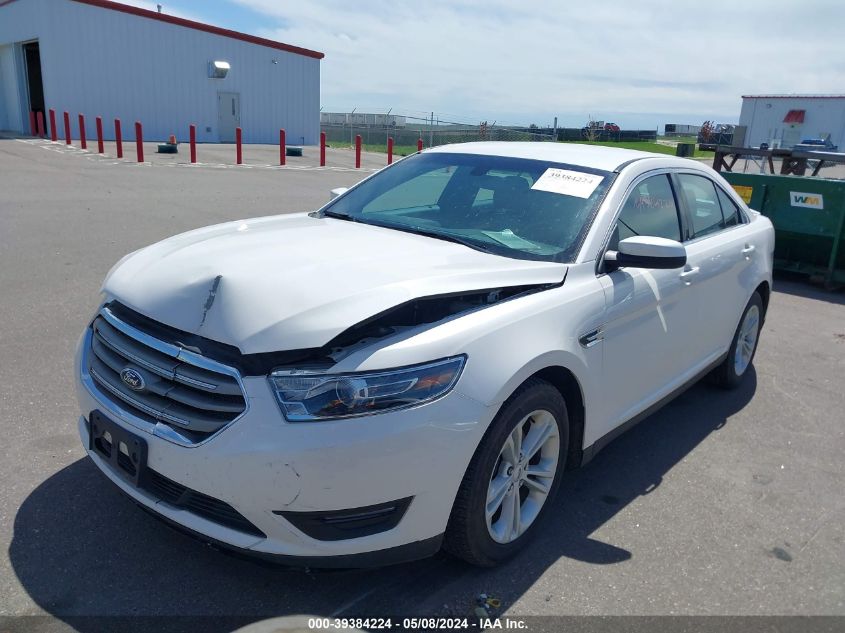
[23,134,391,171]
[1,136,843,630]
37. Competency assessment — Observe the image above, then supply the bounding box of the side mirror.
[330,187,349,200]
[605,236,687,271]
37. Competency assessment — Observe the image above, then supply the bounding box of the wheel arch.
[459,350,592,472]
[530,366,586,470]
[754,280,771,323]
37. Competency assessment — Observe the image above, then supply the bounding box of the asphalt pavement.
[0,135,843,632]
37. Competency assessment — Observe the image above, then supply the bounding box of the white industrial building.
[0,0,322,144]
[739,94,845,150]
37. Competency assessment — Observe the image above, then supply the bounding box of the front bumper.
[75,329,496,565]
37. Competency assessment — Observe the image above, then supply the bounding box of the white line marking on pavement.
[15,138,380,172]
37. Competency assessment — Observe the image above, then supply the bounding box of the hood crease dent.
[199,274,223,328]
[104,213,568,354]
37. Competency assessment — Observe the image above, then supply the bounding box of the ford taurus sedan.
[75,142,774,567]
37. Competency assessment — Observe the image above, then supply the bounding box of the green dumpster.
[720,172,845,288]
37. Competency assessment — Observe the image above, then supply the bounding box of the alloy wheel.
[485,409,560,544]
[734,304,760,376]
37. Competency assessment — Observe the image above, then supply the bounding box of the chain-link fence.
[320,112,661,149]
[319,125,556,148]
[321,113,556,149]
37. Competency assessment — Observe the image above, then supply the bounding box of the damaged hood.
[104,213,567,353]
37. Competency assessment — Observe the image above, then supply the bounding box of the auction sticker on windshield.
[531,168,603,198]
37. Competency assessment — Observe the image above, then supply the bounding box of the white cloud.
[229,0,845,128]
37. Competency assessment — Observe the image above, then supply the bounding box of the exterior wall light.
[208,61,231,79]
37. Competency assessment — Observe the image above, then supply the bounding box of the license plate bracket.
[88,410,148,487]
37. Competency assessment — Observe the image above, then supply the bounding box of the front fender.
[336,270,606,445]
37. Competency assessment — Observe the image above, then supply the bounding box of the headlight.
[269,356,466,422]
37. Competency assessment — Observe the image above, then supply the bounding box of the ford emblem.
[120,367,146,391]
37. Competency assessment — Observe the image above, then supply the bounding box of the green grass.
[564,140,677,154]
[328,141,419,157]
[562,140,714,158]
[330,138,715,159]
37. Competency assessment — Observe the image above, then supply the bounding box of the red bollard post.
[63,112,71,144]
[355,134,362,169]
[319,131,326,167]
[236,127,242,164]
[279,129,286,166]
[189,124,197,163]
[134,121,144,162]
[114,119,123,158]
[49,109,57,142]
[96,117,104,153]
[387,137,394,165]
[29,111,37,136]
[78,114,87,150]
[417,137,423,152]
[36,111,45,137]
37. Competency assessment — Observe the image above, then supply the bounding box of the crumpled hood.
[104,213,567,353]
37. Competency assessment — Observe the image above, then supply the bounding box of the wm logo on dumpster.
[790,192,824,210]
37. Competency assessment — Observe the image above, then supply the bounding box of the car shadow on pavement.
[431,370,759,614]
[9,371,756,630]
[772,273,845,304]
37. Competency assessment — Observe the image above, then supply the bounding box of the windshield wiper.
[322,212,497,255]
[322,209,358,221]
[370,222,498,254]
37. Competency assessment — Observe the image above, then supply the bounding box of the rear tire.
[443,378,569,566]
[711,292,763,389]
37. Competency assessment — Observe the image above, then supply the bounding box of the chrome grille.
[86,307,246,441]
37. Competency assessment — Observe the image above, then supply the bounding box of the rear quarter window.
[716,187,740,227]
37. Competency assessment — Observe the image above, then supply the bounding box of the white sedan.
[75,142,774,567]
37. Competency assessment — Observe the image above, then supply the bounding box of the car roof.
[427,141,663,172]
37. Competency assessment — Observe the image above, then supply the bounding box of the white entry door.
[218,92,240,143]
[782,124,802,148]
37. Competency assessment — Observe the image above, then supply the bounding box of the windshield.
[321,152,614,262]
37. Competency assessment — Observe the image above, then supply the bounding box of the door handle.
[679,266,700,284]
[741,244,756,258]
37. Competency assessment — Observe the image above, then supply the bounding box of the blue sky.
[147,0,268,35]
[124,0,845,130]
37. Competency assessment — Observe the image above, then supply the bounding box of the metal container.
[676,143,695,158]
[721,172,845,288]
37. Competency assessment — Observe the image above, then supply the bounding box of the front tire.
[711,292,763,389]
[444,379,569,566]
